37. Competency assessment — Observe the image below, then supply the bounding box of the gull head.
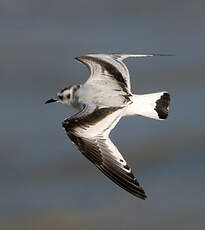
[45,85,74,106]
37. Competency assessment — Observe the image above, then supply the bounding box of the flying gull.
[45,53,171,199]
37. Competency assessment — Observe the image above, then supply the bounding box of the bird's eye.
[67,94,70,99]
[58,95,63,100]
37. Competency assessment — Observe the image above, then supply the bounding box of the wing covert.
[75,53,173,94]
[76,54,131,94]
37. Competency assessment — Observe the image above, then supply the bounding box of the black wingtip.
[152,54,175,57]
[140,193,147,200]
[134,186,147,200]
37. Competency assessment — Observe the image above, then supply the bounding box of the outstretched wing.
[76,53,172,94]
[62,105,147,199]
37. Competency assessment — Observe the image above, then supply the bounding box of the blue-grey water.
[0,0,205,229]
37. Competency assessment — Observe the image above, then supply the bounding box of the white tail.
[126,92,170,120]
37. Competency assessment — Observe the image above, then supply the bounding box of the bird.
[45,53,171,199]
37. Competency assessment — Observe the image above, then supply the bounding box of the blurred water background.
[0,0,205,229]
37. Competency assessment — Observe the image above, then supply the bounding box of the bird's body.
[46,53,171,199]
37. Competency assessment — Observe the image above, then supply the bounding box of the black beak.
[45,98,57,104]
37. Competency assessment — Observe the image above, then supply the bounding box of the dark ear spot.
[58,95,63,100]
[67,94,70,99]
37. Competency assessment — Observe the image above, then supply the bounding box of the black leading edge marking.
[155,93,171,119]
[62,106,121,131]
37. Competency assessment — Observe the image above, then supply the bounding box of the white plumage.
[45,53,171,199]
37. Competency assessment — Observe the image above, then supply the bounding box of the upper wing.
[76,53,172,94]
[62,105,147,199]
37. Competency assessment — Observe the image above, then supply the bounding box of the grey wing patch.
[75,54,131,94]
[65,133,146,199]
